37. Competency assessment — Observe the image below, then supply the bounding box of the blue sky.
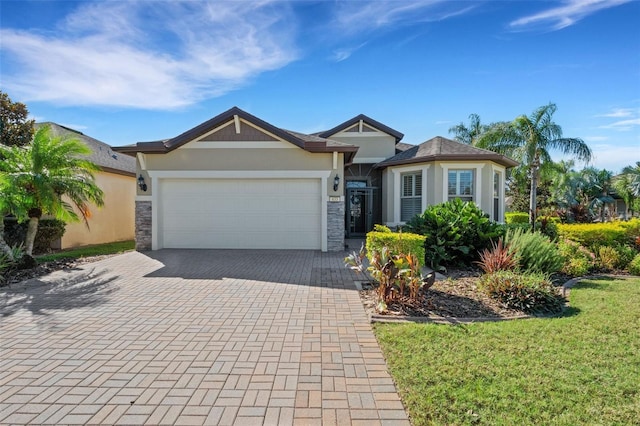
[1,0,638,173]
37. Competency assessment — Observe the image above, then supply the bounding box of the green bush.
[615,245,638,270]
[479,270,564,314]
[373,224,392,233]
[504,228,563,274]
[366,231,425,267]
[501,219,558,241]
[558,222,629,252]
[558,239,595,277]
[597,246,622,272]
[628,254,640,276]
[3,218,66,254]
[404,198,502,270]
[505,212,529,224]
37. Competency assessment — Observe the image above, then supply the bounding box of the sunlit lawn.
[375,277,640,425]
[36,240,134,263]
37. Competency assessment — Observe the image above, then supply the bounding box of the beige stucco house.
[114,107,517,252]
[43,123,136,249]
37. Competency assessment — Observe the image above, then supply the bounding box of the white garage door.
[160,178,322,249]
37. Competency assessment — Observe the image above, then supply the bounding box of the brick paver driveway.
[0,250,409,425]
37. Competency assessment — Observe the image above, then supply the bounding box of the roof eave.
[375,154,519,169]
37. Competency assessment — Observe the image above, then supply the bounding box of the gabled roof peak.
[318,114,404,142]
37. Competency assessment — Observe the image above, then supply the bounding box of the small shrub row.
[479,270,564,314]
[505,212,529,224]
[365,228,425,266]
[629,254,640,276]
[558,219,640,252]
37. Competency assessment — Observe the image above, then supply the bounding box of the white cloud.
[597,107,635,118]
[510,0,631,31]
[589,144,640,173]
[0,1,298,109]
[599,118,640,131]
[332,0,476,36]
[331,43,368,62]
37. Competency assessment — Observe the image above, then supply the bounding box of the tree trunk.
[529,165,538,232]
[0,217,14,260]
[24,216,39,256]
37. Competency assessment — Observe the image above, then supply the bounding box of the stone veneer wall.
[135,201,152,251]
[327,201,345,252]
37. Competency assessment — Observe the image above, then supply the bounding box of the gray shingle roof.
[375,136,519,168]
[37,122,136,175]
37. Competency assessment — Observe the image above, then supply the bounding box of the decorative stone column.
[135,201,152,251]
[327,201,345,252]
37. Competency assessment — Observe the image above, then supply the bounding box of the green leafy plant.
[404,198,502,270]
[344,243,367,276]
[628,254,640,276]
[597,246,622,272]
[475,239,518,274]
[558,239,596,277]
[367,246,403,313]
[3,217,66,255]
[505,212,529,224]
[504,228,563,274]
[373,224,392,233]
[479,270,564,313]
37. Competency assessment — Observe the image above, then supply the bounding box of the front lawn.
[35,240,134,263]
[375,277,640,425]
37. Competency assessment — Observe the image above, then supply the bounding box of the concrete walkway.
[0,250,409,425]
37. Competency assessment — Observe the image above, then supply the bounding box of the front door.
[346,186,374,237]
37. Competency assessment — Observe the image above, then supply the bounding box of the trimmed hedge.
[366,231,426,267]
[505,212,529,224]
[558,220,640,251]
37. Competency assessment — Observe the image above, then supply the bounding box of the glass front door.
[346,187,373,237]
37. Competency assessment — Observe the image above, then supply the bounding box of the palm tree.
[448,113,489,145]
[0,125,104,256]
[0,183,27,260]
[614,162,640,218]
[621,162,640,197]
[477,103,592,229]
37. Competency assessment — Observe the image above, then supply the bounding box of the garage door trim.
[147,170,331,251]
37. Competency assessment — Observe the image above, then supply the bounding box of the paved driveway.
[0,250,409,425]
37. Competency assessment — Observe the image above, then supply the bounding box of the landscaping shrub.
[479,270,564,314]
[558,239,595,277]
[628,254,640,276]
[365,230,425,267]
[504,228,563,274]
[597,246,622,272]
[502,218,558,241]
[615,244,638,270]
[404,198,502,270]
[475,239,518,274]
[558,222,630,252]
[3,218,66,254]
[505,212,529,224]
[373,224,392,233]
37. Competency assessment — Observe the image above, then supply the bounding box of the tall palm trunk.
[529,164,538,232]
[24,209,41,256]
[0,217,14,260]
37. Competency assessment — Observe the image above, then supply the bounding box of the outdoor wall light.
[138,174,148,192]
[333,174,340,191]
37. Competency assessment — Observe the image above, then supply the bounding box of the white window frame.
[400,171,422,222]
[391,164,430,225]
[447,169,475,202]
[441,163,483,207]
[492,165,506,223]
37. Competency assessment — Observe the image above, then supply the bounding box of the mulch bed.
[359,267,556,319]
[1,254,120,287]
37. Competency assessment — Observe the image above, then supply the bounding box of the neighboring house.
[114,107,517,252]
[40,123,136,249]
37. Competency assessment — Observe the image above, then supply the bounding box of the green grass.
[35,240,135,263]
[374,277,640,425]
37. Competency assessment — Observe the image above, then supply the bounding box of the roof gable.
[113,106,359,163]
[375,136,519,168]
[318,114,404,142]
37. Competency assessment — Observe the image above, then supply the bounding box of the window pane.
[401,197,421,221]
[402,175,413,197]
[448,171,457,196]
[493,172,499,197]
[459,171,473,195]
[415,174,422,195]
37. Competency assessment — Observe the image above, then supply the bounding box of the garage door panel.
[160,178,322,249]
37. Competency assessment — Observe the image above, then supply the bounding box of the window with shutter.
[401,172,422,221]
